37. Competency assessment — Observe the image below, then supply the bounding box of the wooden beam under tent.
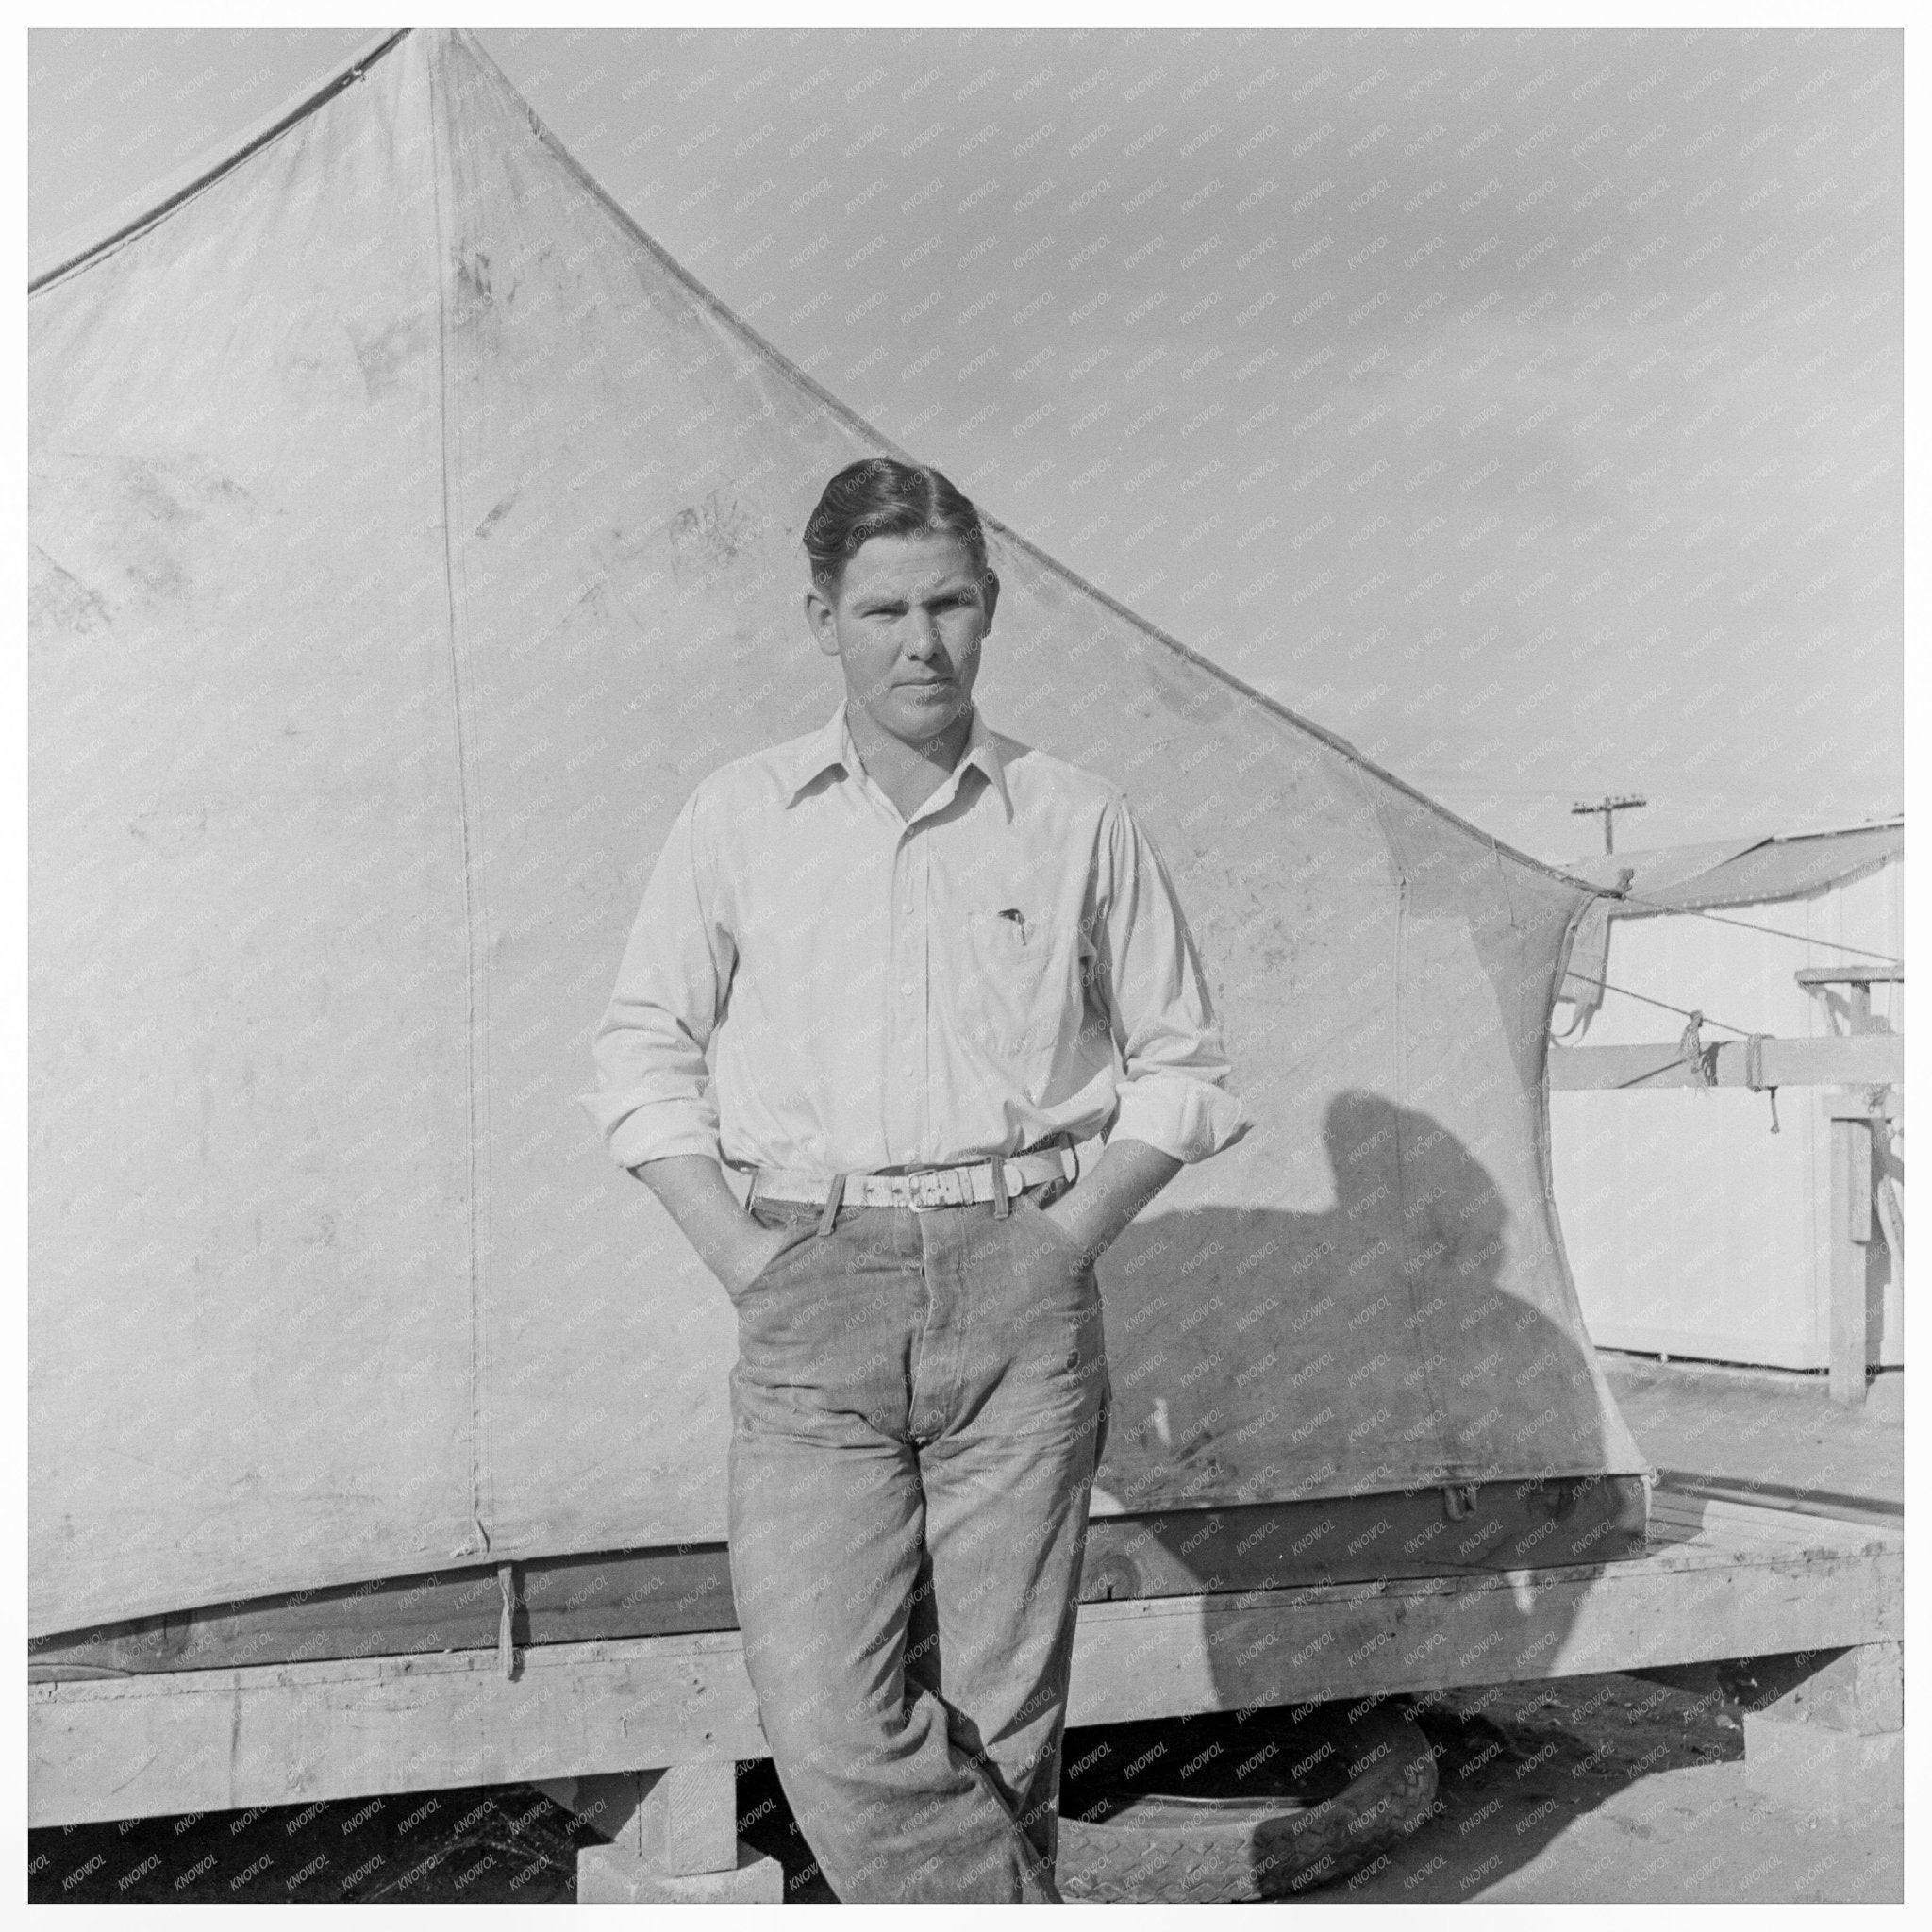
[30,1490,1900,1832]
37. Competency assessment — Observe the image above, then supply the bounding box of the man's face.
[806,530,998,749]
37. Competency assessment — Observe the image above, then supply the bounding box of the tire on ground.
[1056,1702,1439,1902]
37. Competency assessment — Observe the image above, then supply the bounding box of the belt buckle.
[906,1167,964,1211]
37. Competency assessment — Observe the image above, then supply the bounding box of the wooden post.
[1743,1641,1904,1819]
[535,1764,782,1904]
[1827,1107,1875,1407]
[640,1762,739,1874]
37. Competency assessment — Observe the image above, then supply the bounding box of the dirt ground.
[29,1357,1902,1906]
[1348,1663,1901,1904]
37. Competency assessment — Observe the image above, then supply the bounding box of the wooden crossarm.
[1547,1034,1902,1091]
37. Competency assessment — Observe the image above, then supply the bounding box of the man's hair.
[803,458,990,597]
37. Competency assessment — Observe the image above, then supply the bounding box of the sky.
[28,25,1903,862]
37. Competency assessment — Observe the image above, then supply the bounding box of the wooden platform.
[28,1491,1901,1828]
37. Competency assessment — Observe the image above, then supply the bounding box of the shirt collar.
[783,701,1013,821]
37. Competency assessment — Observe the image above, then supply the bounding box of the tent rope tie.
[1871,1115,1905,1272]
[497,1564,517,1678]
[1442,1483,1479,1522]
[1677,1011,1718,1090]
[1743,1032,1781,1135]
[1569,980,1789,1116]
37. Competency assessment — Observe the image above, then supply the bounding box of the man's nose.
[904,609,943,658]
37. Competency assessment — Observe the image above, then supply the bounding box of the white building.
[1548,821,1903,1373]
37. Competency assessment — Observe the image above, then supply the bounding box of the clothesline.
[1559,973,1762,1041]
[1607,891,1904,965]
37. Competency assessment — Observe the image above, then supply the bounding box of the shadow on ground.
[1346,1658,1900,1904]
[28,1783,590,1904]
[734,1653,1870,1905]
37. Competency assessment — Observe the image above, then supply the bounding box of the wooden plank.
[26,1544,738,1679]
[30,1508,1900,1828]
[1644,1500,1797,1548]
[1794,965,1903,988]
[1547,1033,1902,1091]
[1634,1511,1709,1555]
[1647,1494,1890,1558]
[1079,1476,1648,1603]
[1625,1489,1890,1553]
[1651,1472,1903,1529]
[1063,1542,1902,1727]
[29,1630,767,1828]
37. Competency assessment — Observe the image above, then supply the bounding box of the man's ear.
[805,583,841,657]
[980,568,1000,632]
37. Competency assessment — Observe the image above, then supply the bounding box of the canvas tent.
[30,29,1647,1655]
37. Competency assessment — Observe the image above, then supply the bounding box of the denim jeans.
[724,1179,1110,1903]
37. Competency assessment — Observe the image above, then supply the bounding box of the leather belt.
[746,1146,1077,1212]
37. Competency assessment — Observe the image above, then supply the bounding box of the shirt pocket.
[958,908,1063,1058]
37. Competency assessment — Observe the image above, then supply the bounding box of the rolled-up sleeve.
[1094,795,1247,1165]
[579,786,736,1170]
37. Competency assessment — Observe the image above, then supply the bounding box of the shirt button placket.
[911,850,927,1143]
[892,838,916,1153]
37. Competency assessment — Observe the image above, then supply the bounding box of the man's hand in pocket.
[626,1154,813,1298]
[717,1215,807,1297]
[1037,1137,1185,1259]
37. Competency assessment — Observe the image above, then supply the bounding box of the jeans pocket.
[1015,1190,1091,1271]
[733,1206,819,1303]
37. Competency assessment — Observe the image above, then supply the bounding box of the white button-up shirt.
[581,703,1244,1176]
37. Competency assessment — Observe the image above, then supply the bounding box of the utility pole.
[1572,793,1647,855]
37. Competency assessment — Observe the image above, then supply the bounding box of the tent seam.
[426,36,492,1560]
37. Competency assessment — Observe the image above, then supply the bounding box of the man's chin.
[876,688,969,742]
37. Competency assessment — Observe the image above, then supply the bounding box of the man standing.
[583,458,1243,1901]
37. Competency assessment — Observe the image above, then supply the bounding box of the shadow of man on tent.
[1052,1090,1652,1891]
[1086,1091,1641,1548]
